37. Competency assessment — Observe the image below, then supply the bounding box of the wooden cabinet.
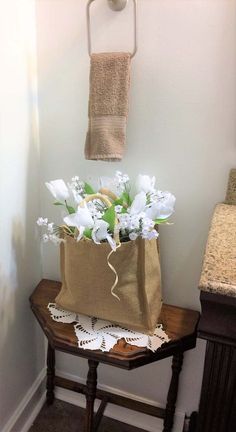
[196,170,236,432]
[197,291,236,432]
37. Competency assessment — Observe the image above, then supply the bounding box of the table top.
[30,279,199,369]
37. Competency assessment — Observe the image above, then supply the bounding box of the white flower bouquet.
[37,172,175,334]
[37,171,175,248]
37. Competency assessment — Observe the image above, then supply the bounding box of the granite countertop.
[199,203,236,298]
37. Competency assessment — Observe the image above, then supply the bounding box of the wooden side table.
[30,279,199,432]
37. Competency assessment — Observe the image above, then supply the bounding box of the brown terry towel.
[85,52,131,161]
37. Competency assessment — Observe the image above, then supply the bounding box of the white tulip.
[100,172,129,195]
[64,205,94,229]
[72,190,83,204]
[130,191,147,215]
[76,226,85,242]
[99,176,118,195]
[146,192,176,220]
[45,179,70,202]
[92,220,116,250]
[136,174,156,194]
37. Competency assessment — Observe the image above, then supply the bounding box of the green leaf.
[54,201,75,215]
[121,191,132,207]
[54,201,64,206]
[154,218,169,224]
[66,205,76,214]
[102,206,116,233]
[113,198,123,206]
[84,182,95,195]
[84,228,92,239]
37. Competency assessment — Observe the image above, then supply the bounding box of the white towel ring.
[86,0,137,58]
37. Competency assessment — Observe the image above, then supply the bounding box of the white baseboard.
[2,368,46,432]
[55,370,185,432]
[1,366,185,432]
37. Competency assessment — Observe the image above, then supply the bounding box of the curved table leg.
[163,351,184,432]
[46,343,55,405]
[84,360,99,432]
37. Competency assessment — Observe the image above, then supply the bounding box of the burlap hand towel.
[85,52,131,161]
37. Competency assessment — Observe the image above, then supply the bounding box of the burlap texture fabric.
[56,236,162,335]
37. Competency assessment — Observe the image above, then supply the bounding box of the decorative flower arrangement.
[37,171,176,249]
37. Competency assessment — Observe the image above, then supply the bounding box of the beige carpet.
[29,399,148,432]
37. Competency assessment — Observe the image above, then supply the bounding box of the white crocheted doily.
[47,303,170,353]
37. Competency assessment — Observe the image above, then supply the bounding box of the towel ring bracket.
[108,0,127,11]
[87,0,137,58]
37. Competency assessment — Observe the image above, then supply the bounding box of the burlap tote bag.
[56,235,162,335]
